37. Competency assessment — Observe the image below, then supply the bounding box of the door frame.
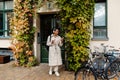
[39,13,65,63]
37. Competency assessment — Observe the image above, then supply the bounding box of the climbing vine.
[56,0,95,71]
[10,0,38,67]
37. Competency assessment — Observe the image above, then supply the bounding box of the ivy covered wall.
[10,0,38,67]
[56,0,95,71]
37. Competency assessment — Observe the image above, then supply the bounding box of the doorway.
[40,14,64,63]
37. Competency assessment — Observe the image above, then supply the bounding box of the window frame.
[0,0,13,38]
[92,0,108,41]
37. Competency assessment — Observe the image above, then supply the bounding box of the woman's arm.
[46,36,52,46]
[58,37,64,47]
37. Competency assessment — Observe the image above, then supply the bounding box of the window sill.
[0,36,11,40]
[91,37,109,41]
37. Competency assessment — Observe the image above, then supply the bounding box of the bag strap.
[49,35,51,41]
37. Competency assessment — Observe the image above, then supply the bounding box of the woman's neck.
[53,34,57,37]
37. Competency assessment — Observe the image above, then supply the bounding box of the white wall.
[90,0,120,51]
[33,14,41,63]
[0,39,11,48]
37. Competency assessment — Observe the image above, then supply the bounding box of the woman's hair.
[52,27,60,32]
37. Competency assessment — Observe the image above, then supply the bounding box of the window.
[93,0,107,40]
[0,0,13,38]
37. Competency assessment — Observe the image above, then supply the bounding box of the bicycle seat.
[92,52,104,59]
[104,53,113,57]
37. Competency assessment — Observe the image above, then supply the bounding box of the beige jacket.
[46,34,63,66]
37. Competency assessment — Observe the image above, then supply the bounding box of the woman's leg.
[49,66,53,75]
[54,66,60,76]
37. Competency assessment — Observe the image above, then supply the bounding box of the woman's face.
[53,29,59,35]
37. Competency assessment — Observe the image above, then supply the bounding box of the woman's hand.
[61,37,64,42]
[51,40,55,44]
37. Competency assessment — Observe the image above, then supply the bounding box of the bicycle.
[104,46,120,79]
[75,44,120,80]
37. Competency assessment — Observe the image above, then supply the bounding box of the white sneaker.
[55,71,60,76]
[49,71,52,75]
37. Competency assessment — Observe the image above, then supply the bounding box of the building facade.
[0,0,120,63]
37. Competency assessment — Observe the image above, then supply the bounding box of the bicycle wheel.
[106,60,120,79]
[75,67,97,80]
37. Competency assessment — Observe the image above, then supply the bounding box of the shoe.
[55,71,60,76]
[49,71,52,75]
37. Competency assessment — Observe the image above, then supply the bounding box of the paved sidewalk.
[0,61,74,80]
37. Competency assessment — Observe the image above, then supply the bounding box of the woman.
[46,28,63,76]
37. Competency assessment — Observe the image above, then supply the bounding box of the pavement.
[0,61,74,80]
